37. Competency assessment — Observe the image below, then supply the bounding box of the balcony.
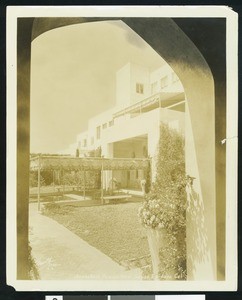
[113,91,184,119]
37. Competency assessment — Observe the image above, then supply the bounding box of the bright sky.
[30,20,166,154]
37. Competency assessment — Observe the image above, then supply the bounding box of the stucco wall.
[130,63,150,104]
[116,63,131,108]
[150,64,184,94]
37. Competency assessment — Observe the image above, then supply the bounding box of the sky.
[30,20,166,154]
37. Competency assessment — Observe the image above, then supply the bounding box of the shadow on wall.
[186,183,209,278]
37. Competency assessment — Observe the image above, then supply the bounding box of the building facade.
[74,62,185,191]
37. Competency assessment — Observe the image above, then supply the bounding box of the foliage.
[86,146,102,188]
[139,123,186,230]
[29,170,54,187]
[62,170,100,189]
[87,146,102,158]
[41,202,62,215]
[29,172,45,187]
[144,157,151,194]
[138,199,166,229]
[158,230,187,280]
[41,170,53,186]
[30,153,71,158]
[28,244,40,279]
[138,122,187,280]
[29,172,38,187]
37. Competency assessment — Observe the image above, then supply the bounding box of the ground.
[42,201,151,268]
[29,203,142,280]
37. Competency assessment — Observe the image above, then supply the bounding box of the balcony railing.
[113,91,184,119]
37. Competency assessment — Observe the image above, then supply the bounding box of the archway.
[16,17,226,282]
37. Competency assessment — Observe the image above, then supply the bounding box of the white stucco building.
[72,62,185,191]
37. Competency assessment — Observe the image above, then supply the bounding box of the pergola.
[30,155,150,210]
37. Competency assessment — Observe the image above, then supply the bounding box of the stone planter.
[146,227,163,279]
[147,227,177,280]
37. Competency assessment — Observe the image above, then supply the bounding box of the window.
[96,126,101,140]
[151,81,158,94]
[136,83,144,94]
[102,123,107,129]
[160,76,168,89]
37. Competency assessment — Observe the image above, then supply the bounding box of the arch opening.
[16,16,224,284]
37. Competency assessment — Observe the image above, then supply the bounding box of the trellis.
[30,155,150,210]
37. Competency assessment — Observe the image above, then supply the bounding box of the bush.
[29,170,53,187]
[41,170,53,186]
[29,172,45,187]
[62,171,100,189]
[139,122,187,280]
[41,202,61,215]
[28,244,40,279]
[144,158,151,194]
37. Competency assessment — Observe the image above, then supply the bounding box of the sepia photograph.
[6,6,238,291]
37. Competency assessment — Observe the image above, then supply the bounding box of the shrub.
[41,170,53,186]
[29,170,53,187]
[62,171,100,189]
[29,172,45,187]
[41,202,61,215]
[28,244,40,279]
[144,158,151,194]
[138,122,187,280]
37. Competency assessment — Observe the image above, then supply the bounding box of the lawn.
[42,202,150,266]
